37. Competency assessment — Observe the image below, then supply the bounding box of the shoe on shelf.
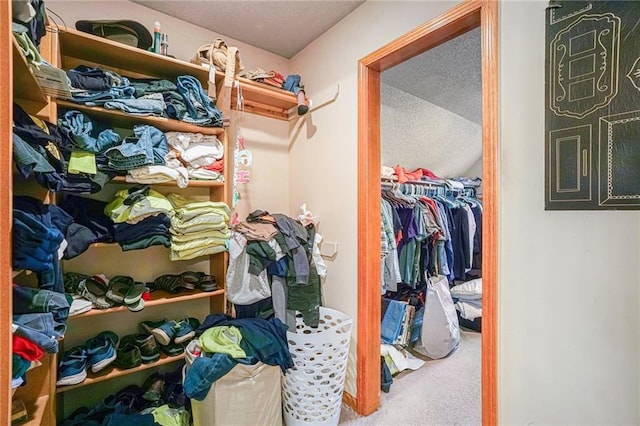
[85,331,119,373]
[113,341,142,370]
[114,384,145,412]
[172,319,196,344]
[142,372,165,403]
[149,274,185,294]
[159,341,186,357]
[141,319,174,346]
[121,333,160,364]
[56,346,88,386]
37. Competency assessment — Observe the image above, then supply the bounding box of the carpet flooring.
[339,330,481,425]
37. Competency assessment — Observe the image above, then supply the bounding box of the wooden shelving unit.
[69,288,225,318]
[57,27,209,83]
[56,100,224,136]
[55,353,186,393]
[227,73,298,120]
[55,26,298,121]
[19,394,50,426]
[12,36,47,108]
[110,176,224,188]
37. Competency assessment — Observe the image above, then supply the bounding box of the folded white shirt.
[126,165,189,188]
[181,143,223,163]
[165,132,222,153]
[188,167,223,181]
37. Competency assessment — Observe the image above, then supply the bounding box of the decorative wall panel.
[545,1,640,209]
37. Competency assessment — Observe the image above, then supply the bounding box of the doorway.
[356,1,498,424]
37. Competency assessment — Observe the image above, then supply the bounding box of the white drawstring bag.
[413,274,460,359]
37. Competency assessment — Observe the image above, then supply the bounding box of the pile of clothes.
[67,65,223,127]
[164,132,224,182]
[227,210,326,327]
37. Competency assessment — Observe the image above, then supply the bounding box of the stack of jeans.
[176,76,223,127]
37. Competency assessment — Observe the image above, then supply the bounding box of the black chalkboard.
[545,0,640,210]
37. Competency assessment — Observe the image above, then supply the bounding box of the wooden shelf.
[57,27,209,83]
[56,353,185,393]
[12,36,47,107]
[110,176,224,187]
[68,288,225,318]
[56,100,224,136]
[54,26,298,122]
[228,73,298,120]
[17,394,49,426]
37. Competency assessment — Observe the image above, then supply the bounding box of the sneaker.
[113,341,142,370]
[172,319,195,344]
[85,331,119,373]
[159,342,186,357]
[142,372,165,402]
[144,320,175,346]
[56,346,88,386]
[121,333,160,364]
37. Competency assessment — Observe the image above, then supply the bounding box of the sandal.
[77,276,114,309]
[149,274,185,294]
[197,275,218,292]
[179,271,218,292]
[106,276,134,304]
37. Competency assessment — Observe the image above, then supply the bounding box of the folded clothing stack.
[166,193,230,261]
[104,185,174,251]
[165,131,224,182]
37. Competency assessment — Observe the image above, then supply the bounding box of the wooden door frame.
[356,1,498,424]
[1,1,12,424]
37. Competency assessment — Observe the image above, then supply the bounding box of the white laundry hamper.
[282,307,353,426]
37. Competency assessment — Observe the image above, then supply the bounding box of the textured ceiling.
[131,1,480,122]
[131,0,365,58]
[382,27,482,124]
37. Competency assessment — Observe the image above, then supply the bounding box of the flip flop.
[124,281,146,306]
[78,277,114,309]
[106,276,134,304]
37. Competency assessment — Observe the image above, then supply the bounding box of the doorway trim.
[356,1,498,424]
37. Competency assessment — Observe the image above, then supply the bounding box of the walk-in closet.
[373,26,483,424]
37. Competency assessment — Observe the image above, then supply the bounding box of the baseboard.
[342,391,356,410]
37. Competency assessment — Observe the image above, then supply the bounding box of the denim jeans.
[13,312,64,353]
[105,125,167,170]
[72,86,136,106]
[381,298,406,344]
[184,353,236,400]
[58,110,121,153]
[13,285,70,323]
[176,76,223,127]
[283,74,302,95]
[104,94,165,116]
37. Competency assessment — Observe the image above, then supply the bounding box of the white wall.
[48,0,292,218]
[290,0,640,423]
[500,1,639,424]
[381,82,482,177]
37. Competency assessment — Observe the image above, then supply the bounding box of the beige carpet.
[339,331,481,426]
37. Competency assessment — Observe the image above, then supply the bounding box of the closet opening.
[356,1,498,424]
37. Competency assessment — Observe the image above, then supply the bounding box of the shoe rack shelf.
[69,288,225,318]
[12,35,47,108]
[55,353,186,394]
[54,26,298,121]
